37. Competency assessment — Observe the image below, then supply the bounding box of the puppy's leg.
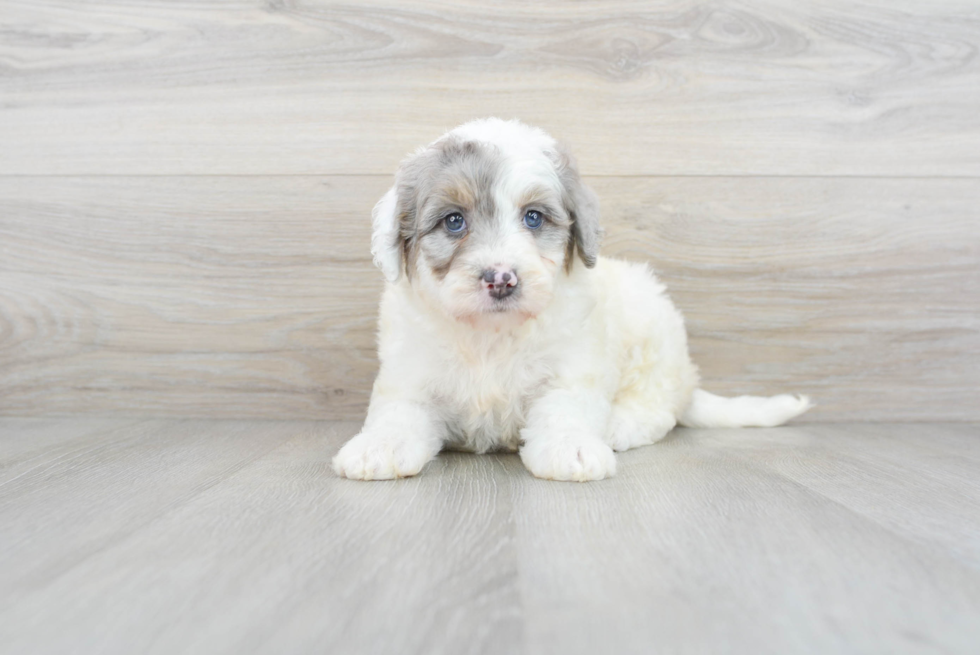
[520,389,616,482]
[332,401,444,480]
[604,402,676,452]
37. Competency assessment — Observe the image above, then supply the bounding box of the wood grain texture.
[1,1,978,175]
[1,419,979,654]
[0,419,522,655]
[0,419,295,605]
[0,417,142,483]
[686,423,980,567]
[512,424,980,654]
[1,175,976,421]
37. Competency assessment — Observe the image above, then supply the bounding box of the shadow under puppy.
[334,118,811,482]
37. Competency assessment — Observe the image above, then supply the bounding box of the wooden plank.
[1,1,978,175]
[0,419,296,606]
[4,420,978,654]
[511,425,980,655]
[2,175,976,421]
[0,176,383,419]
[684,423,980,568]
[0,417,143,485]
[0,420,522,655]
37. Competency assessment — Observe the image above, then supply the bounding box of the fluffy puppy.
[333,118,811,482]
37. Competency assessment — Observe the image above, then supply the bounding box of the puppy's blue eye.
[523,210,543,229]
[444,213,466,233]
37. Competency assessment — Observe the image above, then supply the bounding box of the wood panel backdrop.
[1,0,978,421]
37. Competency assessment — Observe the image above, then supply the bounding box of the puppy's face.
[371,119,601,326]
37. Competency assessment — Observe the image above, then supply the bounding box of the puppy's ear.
[371,148,432,281]
[553,144,602,268]
[370,186,403,282]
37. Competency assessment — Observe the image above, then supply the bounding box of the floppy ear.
[554,144,602,268]
[370,186,403,282]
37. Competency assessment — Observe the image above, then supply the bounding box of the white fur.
[370,187,401,283]
[679,389,814,429]
[333,118,812,482]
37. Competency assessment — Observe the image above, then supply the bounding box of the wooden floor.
[0,420,978,654]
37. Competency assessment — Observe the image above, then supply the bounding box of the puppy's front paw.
[332,430,436,480]
[520,435,617,482]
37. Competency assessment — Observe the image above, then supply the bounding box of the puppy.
[333,118,811,482]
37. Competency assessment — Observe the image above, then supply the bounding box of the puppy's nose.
[480,266,518,299]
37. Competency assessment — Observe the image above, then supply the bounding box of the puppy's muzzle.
[481,266,518,300]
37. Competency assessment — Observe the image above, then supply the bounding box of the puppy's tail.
[678,389,813,429]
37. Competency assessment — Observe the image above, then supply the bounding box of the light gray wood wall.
[1,1,978,421]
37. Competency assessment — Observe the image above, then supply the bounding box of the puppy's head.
[371,118,601,325]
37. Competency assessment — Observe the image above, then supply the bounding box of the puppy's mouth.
[487,282,521,311]
[450,282,539,329]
